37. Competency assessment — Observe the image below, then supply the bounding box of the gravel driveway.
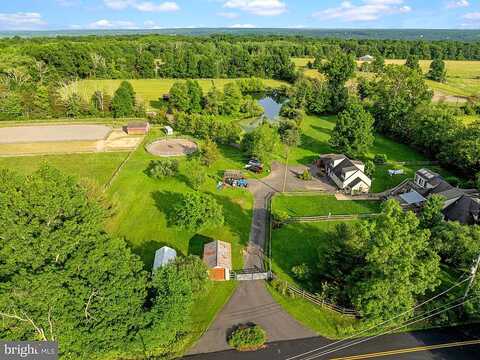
[0,125,112,144]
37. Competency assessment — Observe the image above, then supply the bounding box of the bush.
[185,159,208,190]
[291,263,311,281]
[373,154,388,164]
[445,176,460,187]
[146,159,179,180]
[298,169,312,181]
[228,324,267,351]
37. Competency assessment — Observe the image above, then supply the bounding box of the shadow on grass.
[131,240,182,270]
[188,234,215,257]
[210,193,253,248]
[151,190,183,227]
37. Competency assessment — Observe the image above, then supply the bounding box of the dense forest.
[2,34,480,83]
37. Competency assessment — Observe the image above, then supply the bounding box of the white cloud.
[224,0,287,16]
[229,23,257,28]
[446,0,469,9]
[463,12,480,22]
[87,19,138,29]
[0,12,46,30]
[217,12,239,19]
[103,0,179,12]
[313,0,411,22]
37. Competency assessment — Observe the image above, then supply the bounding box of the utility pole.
[282,147,289,193]
[464,253,480,299]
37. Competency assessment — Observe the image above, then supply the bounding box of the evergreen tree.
[169,81,190,112]
[186,80,203,113]
[427,58,447,82]
[405,54,421,72]
[174,192,224,231]
[222,82,242,115]
[330,100,375,157]
[111,81,136,118]
[241,123,280,164]
[320,51,356,113]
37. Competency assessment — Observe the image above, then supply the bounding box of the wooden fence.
[286,213,380,223]
[276,279,359,317]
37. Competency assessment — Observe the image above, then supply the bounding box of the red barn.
[126,122,150,135]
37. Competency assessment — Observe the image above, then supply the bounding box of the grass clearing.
[0,152,127,185]
[269,220,360,337]
[106,129,253,270]
[69,78,287,111]
[105,130,254,355]
[272,194,381,217]
[294,57,480,97]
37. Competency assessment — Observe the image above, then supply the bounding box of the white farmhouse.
[318,154,372,194]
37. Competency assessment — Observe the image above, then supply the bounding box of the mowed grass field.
[105,129,254,353]
[69,78,287,110]
[293,57,480,97]
[0,152,127,185]
[272,194,381,217]
[270,220,359,337]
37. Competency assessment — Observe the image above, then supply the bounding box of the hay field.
[68,78,287,111]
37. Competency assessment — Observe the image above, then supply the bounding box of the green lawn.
[0,152,128,186]
[272,194,381,217]
[69,78,287,111]
[106,130,253,270]
[270,220,360,337]
[105,130,254,356]
[272,220,355,285]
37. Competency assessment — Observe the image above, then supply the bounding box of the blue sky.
[1,0,480,31]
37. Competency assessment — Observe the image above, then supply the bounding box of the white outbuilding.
[153,246,177,271]
[163,125,174,136]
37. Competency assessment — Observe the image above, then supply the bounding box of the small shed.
[359,55,374,62]
[152,246,177,271]
[164,125,174,136]
[203,240,232,281]
[126,121,150,135]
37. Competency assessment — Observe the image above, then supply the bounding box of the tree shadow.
[151,190,183,227]
[210,192,253,248]
[149,99,168,110]
[130,240,181,270]
[188,234,214,257]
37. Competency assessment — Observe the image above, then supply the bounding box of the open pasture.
[68,78,287,110]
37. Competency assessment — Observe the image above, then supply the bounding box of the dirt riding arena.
[0,125,143,156]
[146,139,198,157]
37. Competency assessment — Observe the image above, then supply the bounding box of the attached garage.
[203,240,232,281]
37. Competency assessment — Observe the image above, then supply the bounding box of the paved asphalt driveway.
[186,324,480,360]
[187,163,330,355]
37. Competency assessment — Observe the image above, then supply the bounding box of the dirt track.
[0,125,112,144]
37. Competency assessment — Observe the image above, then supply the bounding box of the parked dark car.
[246,165,263,173]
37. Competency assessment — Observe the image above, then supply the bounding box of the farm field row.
[293,57,480,98]
[68,78,287,110]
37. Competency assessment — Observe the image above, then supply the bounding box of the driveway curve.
[187,162,333,356]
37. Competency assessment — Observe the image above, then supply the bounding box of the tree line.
[0,166,212,359]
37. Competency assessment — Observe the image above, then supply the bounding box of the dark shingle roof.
[444,195,480,225]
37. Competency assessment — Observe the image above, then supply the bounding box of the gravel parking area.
[0,125,112,144]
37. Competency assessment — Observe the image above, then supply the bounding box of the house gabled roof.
[444,195,480,225]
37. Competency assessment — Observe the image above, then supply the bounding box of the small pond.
[239,93,286,132]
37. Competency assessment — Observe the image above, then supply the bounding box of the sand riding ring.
[146,138,198,157]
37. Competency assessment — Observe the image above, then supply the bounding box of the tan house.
[203,240,232,281]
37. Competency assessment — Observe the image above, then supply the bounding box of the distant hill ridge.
[2,28,480,41]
